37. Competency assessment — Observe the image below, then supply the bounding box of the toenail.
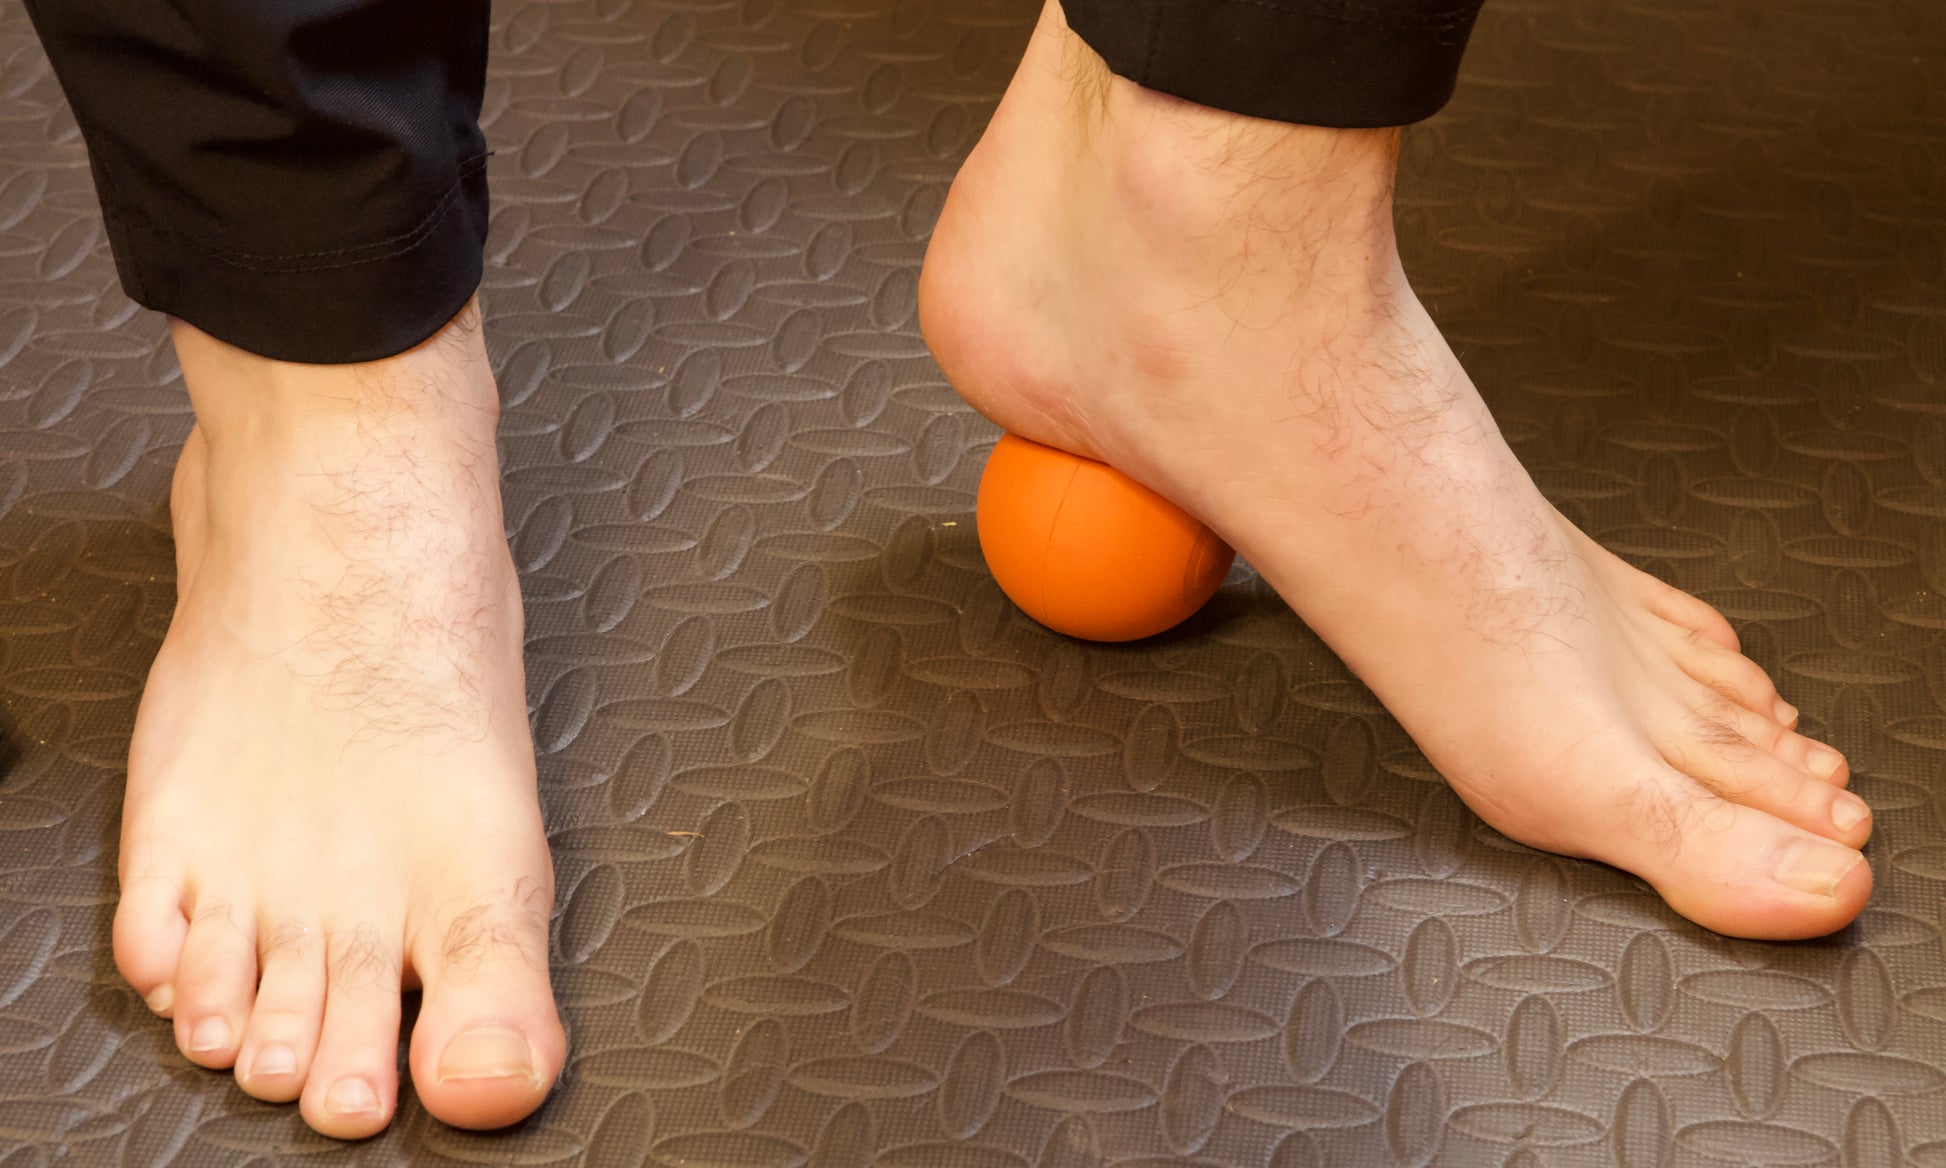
[189,1017,232,1053]
[438,1026,538,1085]
[145,985,174,1016]
[1774,699,1797,724]
[326,1076,380,1118]
[1776,839,1862,898]
[1809,745,1843,780]
[1832,795,1870,835]
[251,1043,298,1078]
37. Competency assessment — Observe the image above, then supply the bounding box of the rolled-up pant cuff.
[25,0,492,365]
[98,158,488,366]
[1064,0,1485,128]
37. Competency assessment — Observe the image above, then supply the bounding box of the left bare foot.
[920,1,1870,939]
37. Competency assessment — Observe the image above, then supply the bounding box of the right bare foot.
[920,2,1871,938]
[113,307,565,1138]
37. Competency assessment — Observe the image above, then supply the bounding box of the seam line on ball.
[1039,460,1081,626]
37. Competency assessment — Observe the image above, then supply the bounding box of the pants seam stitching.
[97,151,489,274]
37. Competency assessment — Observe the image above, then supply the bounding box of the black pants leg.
[26,0,1474,366]
[1064,0,1487,128]
[23,0,491,364]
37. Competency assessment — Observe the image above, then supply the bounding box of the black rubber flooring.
[4,0,1946,1163]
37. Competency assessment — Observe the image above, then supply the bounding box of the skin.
[114,305,563,1137]
[917,1,1871,939]
[110,1,1867,1142]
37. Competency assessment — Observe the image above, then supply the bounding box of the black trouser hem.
[99,157,489,365]
[1064,0,1483,128]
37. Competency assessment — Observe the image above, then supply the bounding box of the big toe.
[1616,770,1870,940]
[408,879,564,1129]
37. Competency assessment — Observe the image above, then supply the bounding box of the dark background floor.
[3,0,1946,1164]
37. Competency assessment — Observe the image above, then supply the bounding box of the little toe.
[1659,695,1871,848]
[301,923,403,1140]
[1619,782,1870,939]
[171,900,258,1068]
[237,919,327,1103]
[113,872,188,1018]
[1640,578,1740,652]
[408,882,564,1130]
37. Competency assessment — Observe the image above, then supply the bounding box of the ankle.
[1029,9,1403,297]
[171,304,499,450]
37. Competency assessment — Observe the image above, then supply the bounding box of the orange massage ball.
[976,433,1235,642]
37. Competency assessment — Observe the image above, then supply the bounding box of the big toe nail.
[1776,838,1862,898]
[439,1026,538,1085]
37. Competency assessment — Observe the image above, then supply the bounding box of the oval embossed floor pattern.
[3,0,1946,1163]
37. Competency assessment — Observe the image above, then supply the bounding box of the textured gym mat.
[3,0,1946,1163]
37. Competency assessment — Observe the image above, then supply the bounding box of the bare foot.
[920,2,1870,939]
[113,306,565,1137]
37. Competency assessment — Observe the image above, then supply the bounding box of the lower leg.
[114,305,564,1136]
[922,1,1870,938]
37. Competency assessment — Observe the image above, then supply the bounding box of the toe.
[237,917,327,1104]
[171,898,258,1068]
[113,872,188,1018]
[1640,578,1740,652]
[1667,637,1789,725]
[408,878,564,1130]
[301,922,403,1140]
[1611,773,1870,939]
[1774,731,1850,787]
[1658,693,1871,849]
